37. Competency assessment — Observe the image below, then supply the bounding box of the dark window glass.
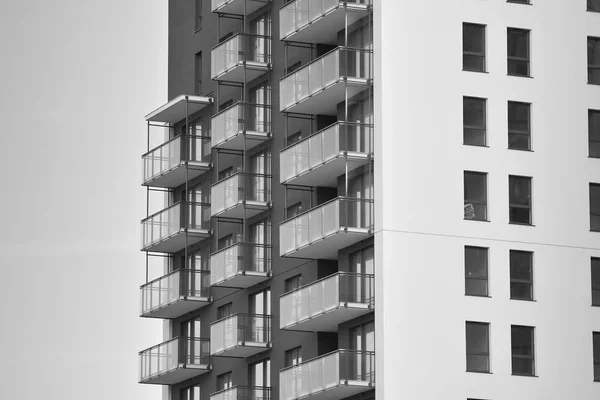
[509,176,532,225]
[594,332,600,381]
[590,0,600,12]
[284,347,303,367]
[217,303,232,319]
[508,101,531,150]
[464,171,488,221]
[181,385,201,400]
[195,52,202,95]
[464,97,487,146]
[286,202,303,219]
[287,131,302,146]
[591,183,600,231]
[195,0,202,31]
[508,28,530,77]
[465,246,489,297]
[217,372,233,390]
[466,322,490,373]
[590,110,600,158]
[511,325,535,376]
[284,275,302,293]
[592,258,600,307]
[463,23,486,72]
[510,250,533,300]
[589,37,600,85]
[508,0,530,3]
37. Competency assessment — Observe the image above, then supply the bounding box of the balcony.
[211,34,271,82]
[139,337,210,385]
[141,202,211,253]
[145,95,213,124]
[280,197,373,259]
[210,243,271,288]
[211,102,271,150]
[140,269,211,319]
[280,48,372,115]
[280,272,373,332]
[280,0,372,44]
[211,386,272,400]
[142,135,211,188]
[279,350,375,400]
[280,122,372,187]
[210,314,271,358]
[211,173,271,219]
[212,0,271,15]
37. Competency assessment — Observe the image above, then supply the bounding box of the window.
[181,385,201,400]
[218,166,234,180]
[284,275,302,293]
[508,0,530,3]
[594,332,600,381]
[511,325,535,376]
[181,317,201,337]
[463,97,487,146]
[219,99,234,111]
[466,322,490,373]
[286,202,303,218]
[508,101,531,150]
[507,28,530,77]
[194,0,202,31]
[592,258,600,306]
[195,52,202,95]
[287,61,302,74]
[590,110,600,158]
[250,288,271,315]
[286,131,302,146]
[463,23,486,72]
[217,303,232,319]
[465,246,489,297]
[591,183,600,231]
[590,0,600,12]
[350,321,375,381]
[464,171,488,221]
[509,176,532,225]
[249,359,271,387]
[285,347,303,367]
[510,250,533,300]
[589,37,600,85]
[218,234,234,249]
[217,372,232,390]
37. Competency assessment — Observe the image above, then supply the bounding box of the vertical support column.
[184,98,190,269]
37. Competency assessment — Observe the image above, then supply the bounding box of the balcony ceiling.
[282,229,371,260]
[140,365,210,385]
[283,382,373,400]
[281,303,372,332]
[141,296,211,319]
[213,342,270,358]
[282,154,370,187]
[212,271,270,288]
[282,81,370,115]
[212,0,269,15]
[213,131,270,151]
[142,229,210,253]
[211,202,270,219]
[146,95,213,124]
[212,63,270,83]
[143,162,211,188]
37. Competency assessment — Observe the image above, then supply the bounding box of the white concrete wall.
[375,0,600,398]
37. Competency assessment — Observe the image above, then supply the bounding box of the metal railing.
[211,33,272,79]
[211,386,272,400]
[280,0,372,39]
[280,122,373,183]
[280,197,373,256]
[140,269,211,315]
[280,272,373,329]
[139,337,210,382]
[211,314,272,354]
[141,202,211,250]
[211,173,271,215]
[279,350,375,400]
[211,102,272,147]
[280,47,372,111]
[142,135,211,184]
[210,243,272,285]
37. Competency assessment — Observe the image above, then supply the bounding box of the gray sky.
[0,1,167,398]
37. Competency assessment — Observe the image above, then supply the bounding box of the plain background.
[0,1,167,398]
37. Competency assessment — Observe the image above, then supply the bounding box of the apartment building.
[138,1,600,399]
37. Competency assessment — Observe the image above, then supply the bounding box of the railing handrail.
[211,32,273,51]
[279,0,372,11]
[280,196,373,224]
[139,268,210,289]
[279,271,374,298]
[279,46,373,81]
[210,385,272,398]
[138,336,210,355]
[210,241,272,257]
[280,121,373,152]
[211,171,272,187]
[210,312,272,326]
[211,100,273,120]
[142,134,211,159]
[279,349,375,373]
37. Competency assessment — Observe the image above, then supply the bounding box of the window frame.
[589,0,600,12]
[590,109,600,158]
[463,96,487,147]
[465,246,489,297]
[508,175,533,225]
[507,0,531,4]
[464,171,488,221]
[592,258,600,307]
[465,321,491,373]
[508,101,532,151]
[511,325,536,376]
[284,346,303,368]
[594,332,600,382]
[507,28,531,77]
[509,250,534,301]
[463,23,487,73]
[194,0,203,32]
[589,36,600,85]
[591,183,600,232]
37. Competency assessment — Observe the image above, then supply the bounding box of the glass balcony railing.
[142,135,211,187]
[280,47,373,112]
[211,387,272,400]
[139,337,211,384]
[210,243,272,287]
[280,197,373,257]
[141,202,211,252]
[280,122,373,184]
[280,0,372,41]
[211,173,271,217]
[210,314,272,356]
[280,272,374,330]
[211,102,272,149]
[140,269,211,318]
[279,350,375,400]
[211,34,272,80]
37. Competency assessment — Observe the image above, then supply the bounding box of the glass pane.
[466,279,488,297]
[510,251,533,280]
[508,102,530,133]
[512,357,534,376]
[464,97,486,130]
[511,326,534,356]
[508,59,529,77]
[508,29,529,59]
[467,354,489,372]
[509,176,531,205]
[463,24,485,54]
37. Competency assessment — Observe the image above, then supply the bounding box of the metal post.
[184,98,189,269]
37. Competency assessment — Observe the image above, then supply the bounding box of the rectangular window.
[217,372,232,390]
[284,275,302,293]
[181,385,201,400]
[466,321,490,373]
[590,0,600,12]
[511,325,535,376]
[590,110,600,158]
[464,171,488,221]
[508,101,531,150]
[589,37,600,85]
[249,358,271,387]
[463,23,486,72]
[508,0,530,3]
[594,332,600,381]
[510,250,534,300]
[217,303,232,319]
[284,347,303,367]
[286,202,303,219]
[591,183,600,231]
[195,0,202,31]
[592,258,600,307]
[465,246,489,297]
[463,97,487,146]
[509,175,532,225]
[507,28,530,77]
[195,52,202,95]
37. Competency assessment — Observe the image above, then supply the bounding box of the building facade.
[138,1,600,399]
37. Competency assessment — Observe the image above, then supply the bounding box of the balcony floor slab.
[212,342,270,358]
[285,382,373,400]
[212,271,270,288]
[282,228,371,260]
[213,63,270,83]
[282,79,371,115]
[143,162,211,188]
[213,0,268,15]
[213,131,270,151]
[140,364,211,385]
[281,302,372,332]
[142,229,211,253]
[212,202,270,219]
[282,153,370,187]
[141,296,212,319]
